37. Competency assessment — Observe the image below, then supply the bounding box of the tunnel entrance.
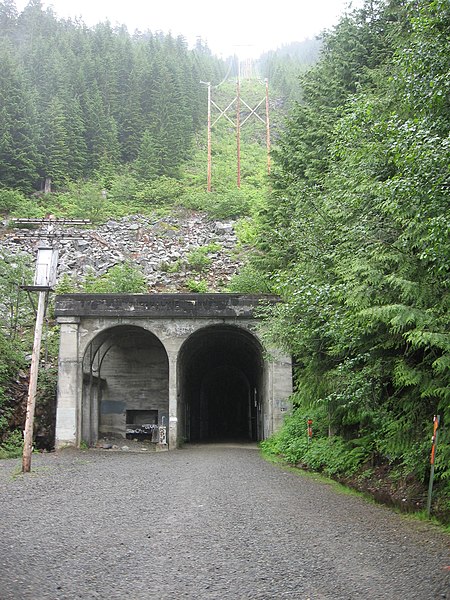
[82,325,169,445]
[178,325,264,443]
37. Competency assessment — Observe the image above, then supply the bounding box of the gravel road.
[0,444,448,600]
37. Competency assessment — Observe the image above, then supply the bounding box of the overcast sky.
[15,0,362,58]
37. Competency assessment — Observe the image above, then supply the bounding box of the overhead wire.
[213,55,235,88]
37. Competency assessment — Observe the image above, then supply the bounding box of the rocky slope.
[1,210,244,292]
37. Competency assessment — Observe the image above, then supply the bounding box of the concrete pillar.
[264,360,273,440]
[168,350,178,448]
[271,350,293,435]
[55,317,80,448]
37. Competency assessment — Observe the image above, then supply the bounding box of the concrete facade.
[54,294,292,449]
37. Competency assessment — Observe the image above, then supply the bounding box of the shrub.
[186,279,208,293]
[181,189,252,219]
[0,429,23,459]
[227,264,272,293]
[261,406,371,476]
[54,274,78,294]
[134,176,185,206]
[0,189,27,214]
[187,248,212,272]
[62,181,107,223]
[83,263,148,293]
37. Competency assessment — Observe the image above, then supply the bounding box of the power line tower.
[201,58,271,192]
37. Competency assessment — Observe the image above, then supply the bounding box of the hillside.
[1,211,242,293]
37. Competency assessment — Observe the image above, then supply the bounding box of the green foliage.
[186,247,212,272]
[259,38,322,106]
[9,195,46,218]
[181,189,253,219]
[0,253,30,455]
[56,262,148,294]
[159,259,182,274]
[186,278,208,293]
[134,176,185,206]
[0,39,39,192]
[134,129,159,181]
[261,408,371,476]
[233,216,259,247]
[0,0,447,516]
[0,429,23,459]
[0,188,27,213]
[0,5,226,192]
[253,0,450,509]
[227,264,273,294]
[0,251,33,334]
[54,274,78,295]
[0,331,24,396]
[82,263,148,293]
[0,329,25,450]
[107,172,141,201]
[61,181,107,223]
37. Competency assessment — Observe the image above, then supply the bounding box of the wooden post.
[207,82,212,192]
[265,78,271,175]
[200,81,212,192]
[426,415,440,518]
[22,290,48,473]
[236,67,241,189]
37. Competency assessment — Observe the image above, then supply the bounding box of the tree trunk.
[43,177,52,194]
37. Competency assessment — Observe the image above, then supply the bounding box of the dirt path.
[0,445,448,599]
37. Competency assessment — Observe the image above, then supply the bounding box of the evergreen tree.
[251,0,450,487]
[134,128,159,180]
[0,1,230,190]
[39,97,70,187]
[82,83,120,172]
[0,0,18,37]
[0,40,38,192]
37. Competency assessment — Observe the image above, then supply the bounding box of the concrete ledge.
[55,293,280,319]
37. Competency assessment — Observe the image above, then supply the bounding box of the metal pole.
[22,290,48,473]
[265,78,271,175]
[426,415,440,518]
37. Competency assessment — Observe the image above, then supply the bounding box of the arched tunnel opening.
[82,325,169,445]
[178,325,264,443]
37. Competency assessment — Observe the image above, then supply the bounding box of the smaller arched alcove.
[82,325,169,446]
[178,325,264,443]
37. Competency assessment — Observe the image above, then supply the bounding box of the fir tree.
[0,40,38,192]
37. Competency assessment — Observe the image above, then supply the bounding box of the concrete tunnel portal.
[54,294,293,449]
[179,325,264,443]
[82,324,263,445]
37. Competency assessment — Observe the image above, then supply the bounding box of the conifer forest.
[0,0,449,522]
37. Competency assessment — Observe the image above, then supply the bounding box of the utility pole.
[22,246,58,473]
[200,81,212,192]
[12,217,90,473]
[236,59,241,188]
[265,78,271,175]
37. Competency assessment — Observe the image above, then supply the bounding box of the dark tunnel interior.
[179,326,264,442]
